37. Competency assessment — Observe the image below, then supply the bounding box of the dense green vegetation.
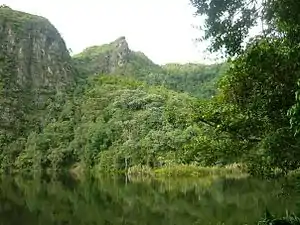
[150,63,227,98]
[258,212,300,225]
[1,0,300,183]
[73,37,163,78]
[2,3,300,224]
[0,7,229,173]
[185,0,300,177]
[11,76,241,173]
[73,37,226,99]
[0,6,75,172]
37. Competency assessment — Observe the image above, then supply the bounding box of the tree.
[190,0,300,56]
[191,0,300,174]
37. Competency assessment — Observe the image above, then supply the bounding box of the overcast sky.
[1,0,215,65]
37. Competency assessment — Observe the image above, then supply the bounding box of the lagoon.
[0,174,298,225]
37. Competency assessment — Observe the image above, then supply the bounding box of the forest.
[1,0,300,183]
[2,1,300,224]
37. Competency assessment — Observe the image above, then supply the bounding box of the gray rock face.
[0,7,75,138]
[73,36,132,76]
[0,7,74,91]
[110,36,130,70]
[73,36,162,77]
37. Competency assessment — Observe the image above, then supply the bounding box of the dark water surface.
[0,174,299,225]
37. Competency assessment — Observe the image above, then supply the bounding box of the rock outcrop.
[0,7,75,139]
[73,36,162,77]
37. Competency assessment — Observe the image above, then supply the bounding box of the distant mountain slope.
[73,36,163,78]
[152,63,227,98]
[73,37,226,98]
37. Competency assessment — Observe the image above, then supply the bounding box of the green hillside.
[155,63,227,98]
[1,5,300,180]
[73,37,225,99]
[73,36,163,78]
[13,76,235,172]
[0,7,230,173]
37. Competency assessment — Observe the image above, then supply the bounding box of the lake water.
[0,174,299,225]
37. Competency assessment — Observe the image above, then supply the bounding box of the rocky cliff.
[0,6,75,141]
[73,36,162,77]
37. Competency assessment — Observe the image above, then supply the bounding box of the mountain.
[12,36,228,171]
[73,37,225,98]
[0,7,230,172]
[0,6,75,150]
[73,36,163,78]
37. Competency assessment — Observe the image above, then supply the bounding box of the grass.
[154,164,246,178]
[70,162,248,180]
[287,168,300,177]
[126,163,247,179]
[127,164,154,180]
[126,163,248,193]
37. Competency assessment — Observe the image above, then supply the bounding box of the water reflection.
[0,174,298,225]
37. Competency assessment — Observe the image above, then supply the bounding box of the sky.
[0,0,214,65]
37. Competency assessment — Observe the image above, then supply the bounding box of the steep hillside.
[73,37,226,98]
[0,2,298,180]
[0,6,75,149]
[0,7,232,172]
[73,36,163,78]
[15,76,233,171]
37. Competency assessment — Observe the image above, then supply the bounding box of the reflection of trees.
[0,175,297,225]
